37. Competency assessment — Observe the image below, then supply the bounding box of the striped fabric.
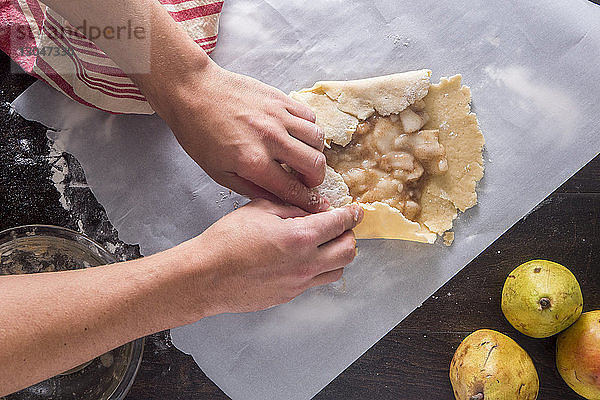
[0,0,223,113]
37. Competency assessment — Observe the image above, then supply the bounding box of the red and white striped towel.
[0,0,223,113]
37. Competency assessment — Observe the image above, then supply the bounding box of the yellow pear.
[556,311,600,399]
[450,329,539,400]
[501,260,583,338]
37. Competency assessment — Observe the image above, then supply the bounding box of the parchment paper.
[12,0,600,399]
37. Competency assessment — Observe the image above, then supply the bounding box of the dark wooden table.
[1,48,598,399]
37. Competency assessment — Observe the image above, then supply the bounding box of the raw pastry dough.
[291,72,484,244]
[290,69,431,146]
[417,76,485,235]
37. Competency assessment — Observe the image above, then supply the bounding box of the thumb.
[299,204,363,245]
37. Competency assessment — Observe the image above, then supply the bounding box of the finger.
[300,204,363,245]
[274,140,326,188]
[250,198,310,219]
[240,161,329,213]
[310,267,345,287]
[286,99,316,123]
[315,230,357,272]
[220,172,280,202]
[284,114,324,151]
[221,174,308,218]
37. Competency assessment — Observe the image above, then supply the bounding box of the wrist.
[132,44,216,121]
[132,239,218,329]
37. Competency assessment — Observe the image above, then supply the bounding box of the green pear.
[450,329,539,400]
[501,259,583,338]
[556,311,600,399]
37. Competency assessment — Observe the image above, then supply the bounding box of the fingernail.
[318,196,330,212]
[316,126,324,143]
[347,204,363,223]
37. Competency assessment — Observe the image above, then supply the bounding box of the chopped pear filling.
[324,105,447,221]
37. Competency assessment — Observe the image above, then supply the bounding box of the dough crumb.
[443,231,455,246]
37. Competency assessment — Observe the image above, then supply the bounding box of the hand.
[159,60,329,213]
[174,199,363,316]
[45,0,329,212]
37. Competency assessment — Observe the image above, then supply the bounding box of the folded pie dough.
[290,71,484,244]
[290,69,431,147]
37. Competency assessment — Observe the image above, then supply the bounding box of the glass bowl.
[0,225,144,400]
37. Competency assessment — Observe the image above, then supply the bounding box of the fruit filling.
[324,103,448,221]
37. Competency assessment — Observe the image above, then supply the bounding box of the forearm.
[0,246,211,396]
[40,0,211,114]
